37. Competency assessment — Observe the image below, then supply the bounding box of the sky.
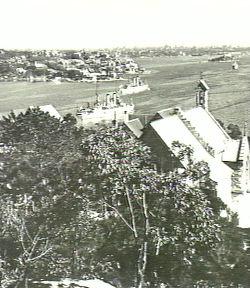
[1,0,250,49]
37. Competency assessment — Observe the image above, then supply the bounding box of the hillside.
[0,55,249,133]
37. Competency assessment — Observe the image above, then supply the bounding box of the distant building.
[126,79,250,228]
[34,61,47,69]
[232,61,239,70]
[26,70,47,83]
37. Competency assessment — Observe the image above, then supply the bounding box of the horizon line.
[1,44,250,51]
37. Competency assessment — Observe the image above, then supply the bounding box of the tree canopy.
[81,126,226,287]
[0,109,249,288]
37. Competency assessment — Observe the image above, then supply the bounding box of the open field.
[0,55,249,133]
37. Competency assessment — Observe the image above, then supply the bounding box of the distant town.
[0,45,249,82]
[0,49,145,83]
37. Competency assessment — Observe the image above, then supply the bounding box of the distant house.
[16,67,27,75]
[26,70,47,82]
[34,61,47,69]
[126,79,250,228]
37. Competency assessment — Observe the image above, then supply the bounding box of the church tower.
[196,78,209,110]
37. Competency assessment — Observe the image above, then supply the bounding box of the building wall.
[240,137,250,193]
[142,126,183,173]
[214,170,234,210]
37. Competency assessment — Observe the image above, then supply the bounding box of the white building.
[126,79,250,227]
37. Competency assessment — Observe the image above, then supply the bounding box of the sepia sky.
[1,0,250,49]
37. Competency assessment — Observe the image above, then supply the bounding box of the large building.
[126,79,250,228]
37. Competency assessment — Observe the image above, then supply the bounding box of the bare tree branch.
[104,201,135,233]
[125,186,138,238]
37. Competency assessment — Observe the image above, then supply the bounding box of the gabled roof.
[150,115,213,165]
[0,105,62,120]
[138,106,240,164]
[150,116,233,182]
[155,107,180,119]
[147,105,250,217]
[148,107,236,207]
[39,104,62,120]
[125,118,143,138]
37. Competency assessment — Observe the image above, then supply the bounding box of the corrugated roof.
[125,118,143,138]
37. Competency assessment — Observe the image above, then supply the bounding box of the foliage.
[0,108,92,286]
[216,119,242,140]
[0,110,249,287]
[81,126,224,287]
[227,123,242,140]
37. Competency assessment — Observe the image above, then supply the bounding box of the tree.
[227,123,242,140]
[0,108,92,286]
[81,125,223,287]
[0,198,52,288]
[1,109,247,287]
[215,119,242,140]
